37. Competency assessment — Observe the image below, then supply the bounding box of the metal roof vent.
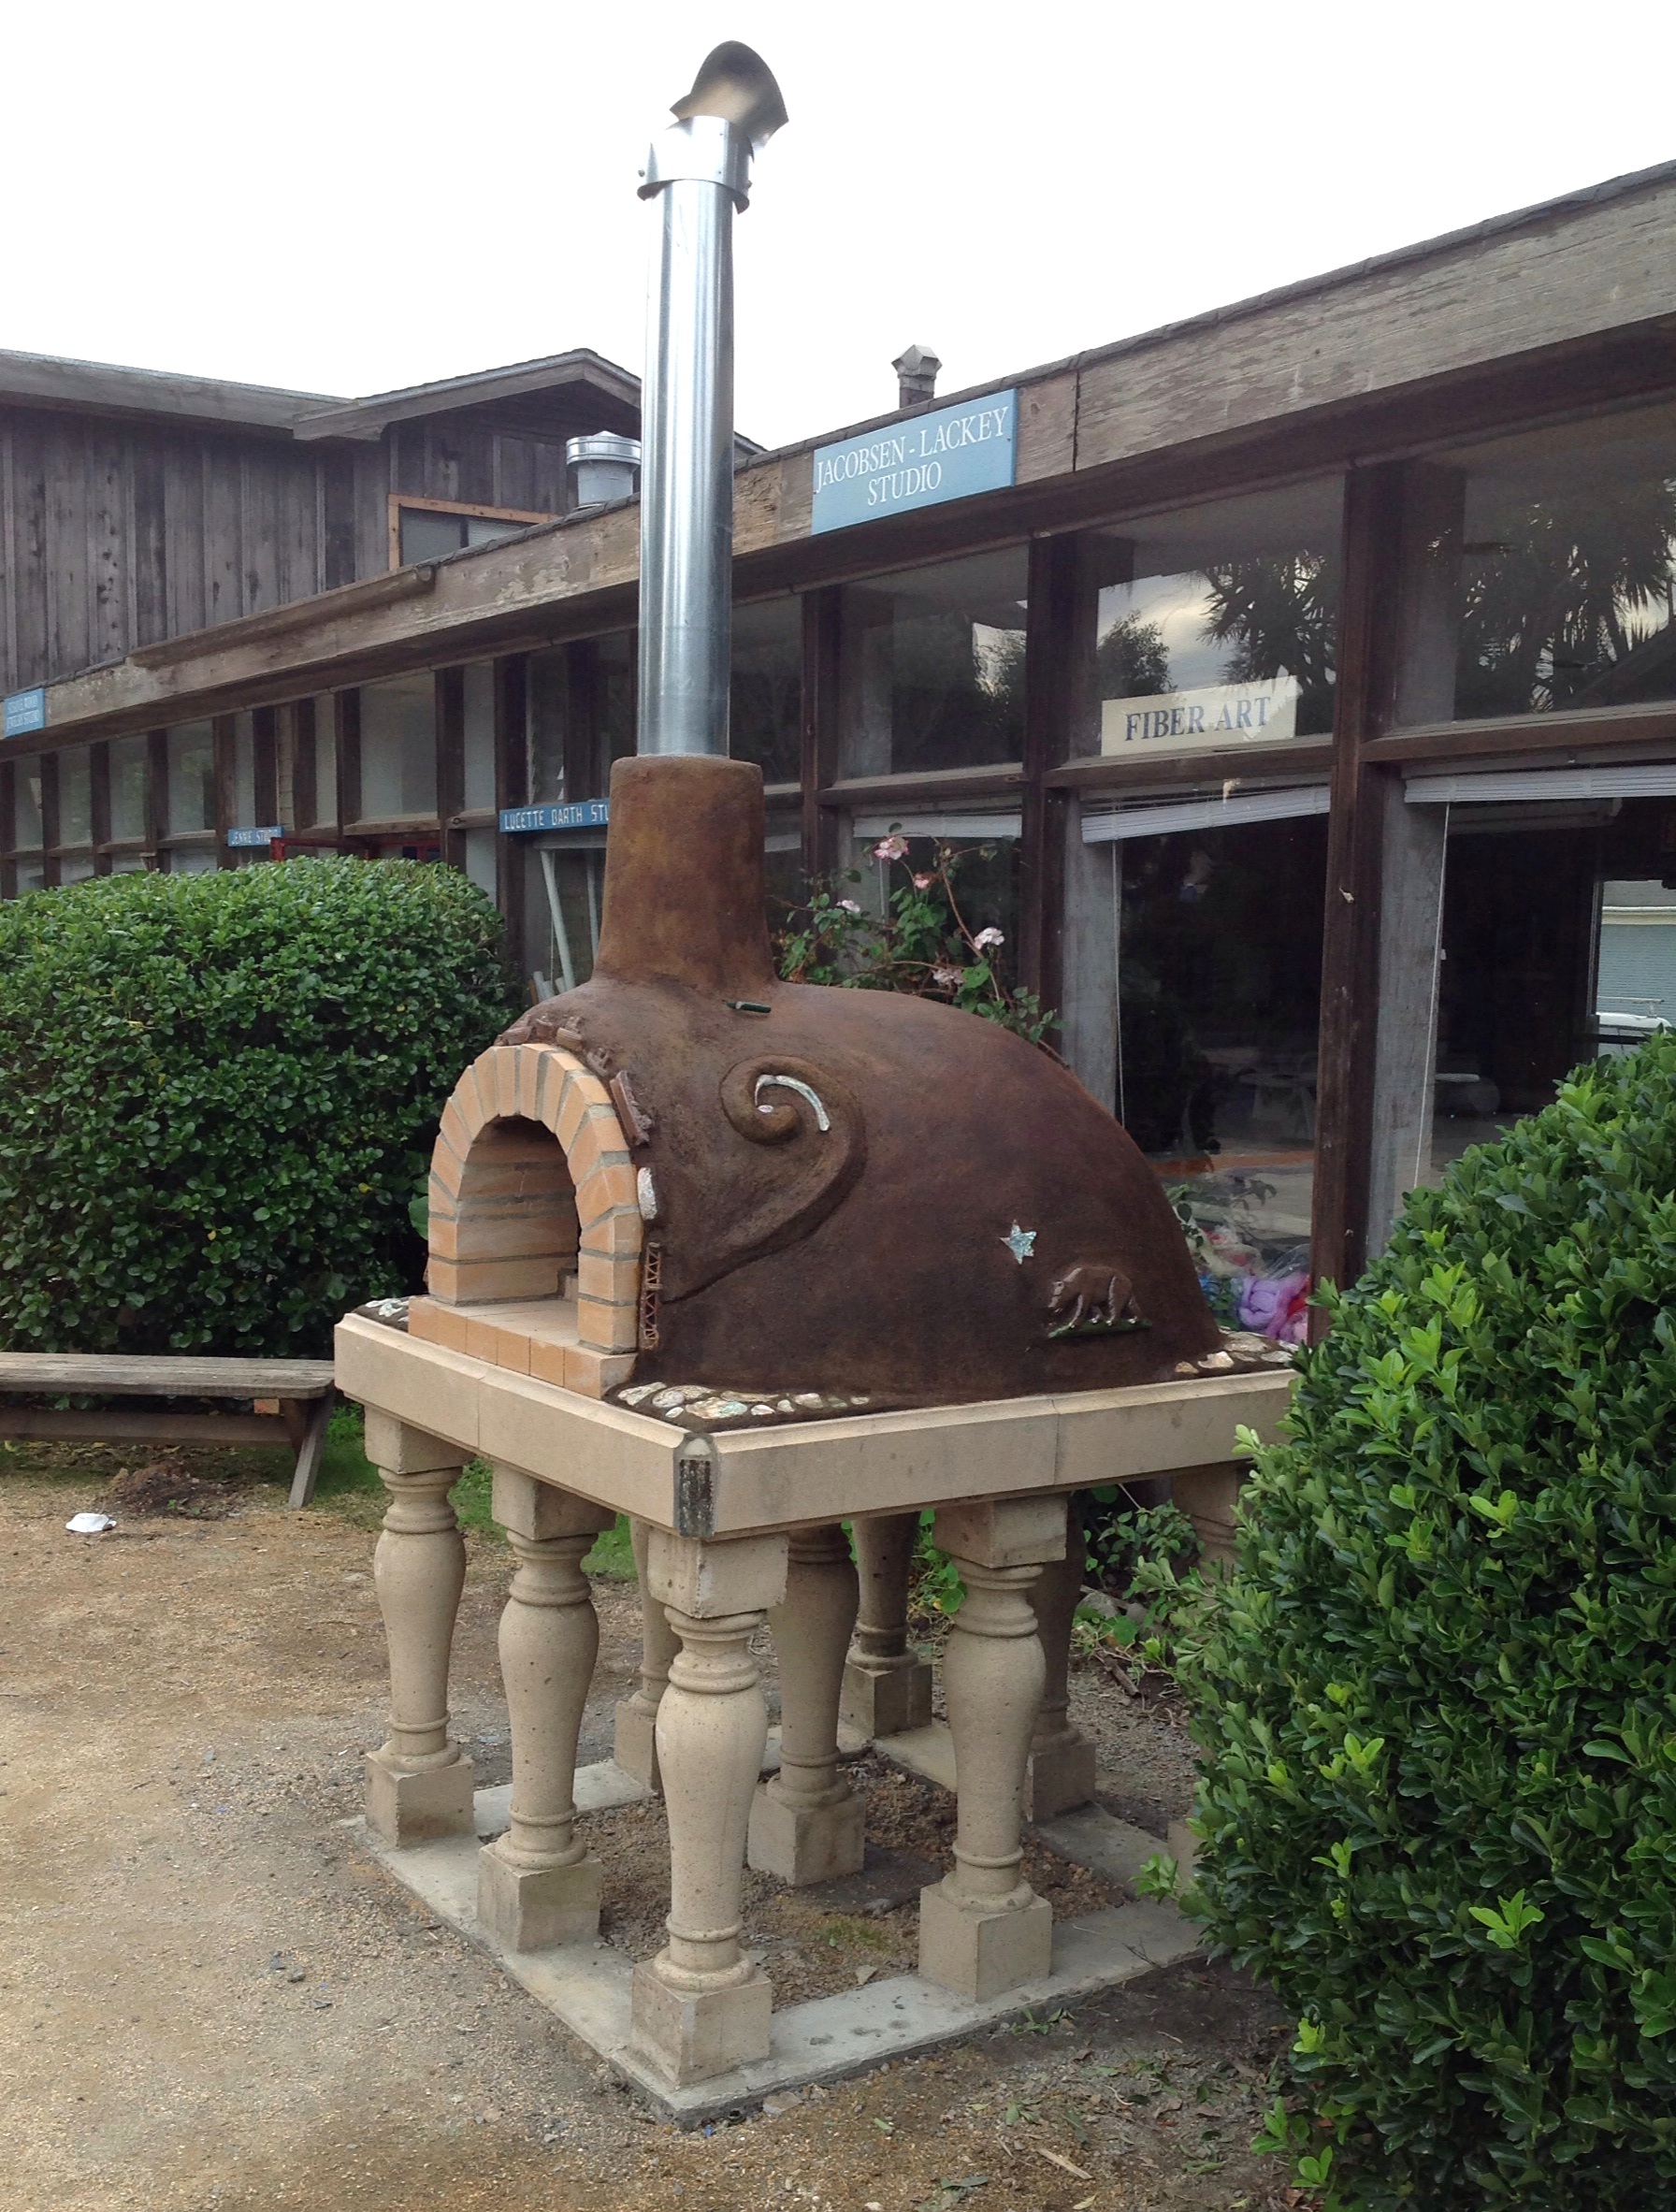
[892,344,941,409]
[566,432,643,511]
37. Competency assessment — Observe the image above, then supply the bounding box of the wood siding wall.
[0,398,628,695]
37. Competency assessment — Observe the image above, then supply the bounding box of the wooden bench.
[0,1354,338,1509]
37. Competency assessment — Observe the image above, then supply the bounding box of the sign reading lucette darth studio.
[810,391,1017,533]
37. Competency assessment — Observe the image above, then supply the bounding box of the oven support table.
[338,1312,1292,2096]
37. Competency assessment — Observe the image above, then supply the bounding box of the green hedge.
[1178,1034,1676,2209]
[0,858,515,1356]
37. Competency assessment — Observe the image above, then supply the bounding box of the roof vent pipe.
[566,431,642,511]
[892,344,941,409]
[635,42,787,759]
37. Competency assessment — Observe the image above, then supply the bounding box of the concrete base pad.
[748,1780,866,1887]
[478,1843,603,1952]
[629,1961,773,2087]
[841,1656,933,1741]
[917,1880,1053,2002]
[1024,1730,1099,1823]
[357,1768,1203,2124]
[363,1748,476,1846]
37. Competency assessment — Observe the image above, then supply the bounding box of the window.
[109,735,149,844]
[231,712,257,830]
[14,757,45,849]
[358,676,437,820]
[393,498,552,569]
[526,649,569,806]
[1394,404,1676,724]
[838,548,1028,778]
[524,834,606,997]
[731,600,801,784]
[166,723,216,851]
[462,664,498,814]
[58,747,93,848]
[1082,480,1343,762]
[1062,800,1329,1339]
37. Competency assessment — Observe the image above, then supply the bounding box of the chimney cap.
[892,343,941,381]
[892,345,941,408]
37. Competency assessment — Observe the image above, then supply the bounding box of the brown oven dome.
[499,755,1219,1408]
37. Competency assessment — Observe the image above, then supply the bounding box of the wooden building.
[6,158,1676,1315]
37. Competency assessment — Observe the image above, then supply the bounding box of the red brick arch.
[415,1045,641,1397]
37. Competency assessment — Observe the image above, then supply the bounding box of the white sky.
[7,0,1674,453]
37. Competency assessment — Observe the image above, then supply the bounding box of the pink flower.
[912,873,934,890]
[873,833,909,862]
[837,898,862,914]
[973,926,1004,950]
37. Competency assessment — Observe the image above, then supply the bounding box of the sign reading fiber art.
[1101,676,1302,758]
[811,391,1017,534]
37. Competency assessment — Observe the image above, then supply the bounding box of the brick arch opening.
[411,1044,642,1398]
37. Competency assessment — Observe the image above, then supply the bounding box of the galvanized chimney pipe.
[635,47,785,759]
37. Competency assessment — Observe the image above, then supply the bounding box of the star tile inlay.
[1002,1222,1037,1264]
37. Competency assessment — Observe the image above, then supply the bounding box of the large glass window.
[166,722,215,835]
[462,663,498,813]
[1072,805,1328,1338]
[1400,792,1676,1188]
[14,756,45,849]
[358,676,437,820]
[231,712,257,829]
[307,698,338,826]
[837,548,1028,778]
[109,736,149,844]
[1084,481,1342,762]
[731,600,801,784]
[58,747,93,848]
[526,648,569,805]
[524,835,606,996]
[1396,406,1676,724]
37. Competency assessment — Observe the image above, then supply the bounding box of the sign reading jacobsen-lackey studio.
[811,391,1017,535]
[1101,676,1301,758]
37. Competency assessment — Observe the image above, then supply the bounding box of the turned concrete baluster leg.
[1171,1462,1244,1569]
[478,1468,614,1951]
[1024,1497,1098,1821]
[750,1524,864,1885]
[841,1512,933,1740]
[615,1517,680,1790]
[628,1529,788,2088]
[918,1496,1065,2001]
[362,1411,475,1846]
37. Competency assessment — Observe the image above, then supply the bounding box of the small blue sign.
[227,825,285,847]
[499,799,611,833]
[811,390,1017,535]
[4,687,46,739]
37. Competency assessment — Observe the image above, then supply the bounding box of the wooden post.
[801,586,842,884]
[1309,463,1405,1309]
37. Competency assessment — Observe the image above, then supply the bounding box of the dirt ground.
[0,1441,1295,2212]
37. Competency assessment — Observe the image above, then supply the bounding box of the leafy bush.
[776,835,1058,1047]
[1176,1034,1676,2208]
[0,858,514,1356]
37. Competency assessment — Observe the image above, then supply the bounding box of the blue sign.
[227,825,285,847]
[4,687,46,739]
[811,390,1017,535]
[499,799,611,833]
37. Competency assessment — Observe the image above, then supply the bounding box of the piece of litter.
[854,1964,877,1987]
[1038,2147,1092,2180]
[65,1512,115,1535]
[1074,2199,1098,2211]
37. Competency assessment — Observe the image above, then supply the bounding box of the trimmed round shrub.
[1178,1034,1676,2208]
[0,858,515,1355]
